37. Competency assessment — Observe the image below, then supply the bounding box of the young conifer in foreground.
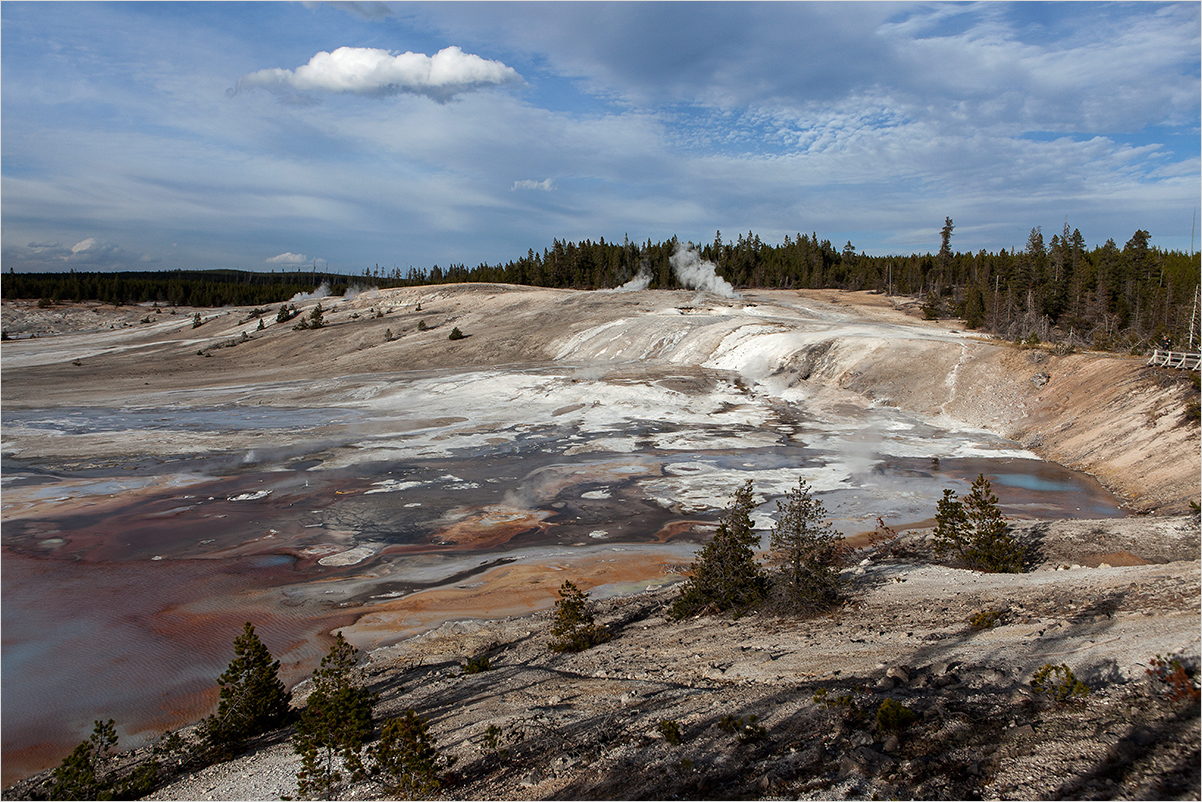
[201,622,292,757]
[48,719,160,801]
[670,479,769,619]
[766,478,846,614]
[368,709,455,799]
[548,580,611,652]
[293,633,376,799]
[932,474,1025,573]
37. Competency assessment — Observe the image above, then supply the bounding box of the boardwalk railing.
[1147,349,1202,370]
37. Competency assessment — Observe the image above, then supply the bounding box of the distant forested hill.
[0,268,405,309]
[4,222,1199,353]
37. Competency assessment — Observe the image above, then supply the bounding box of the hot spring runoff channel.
[1,389,1123,784]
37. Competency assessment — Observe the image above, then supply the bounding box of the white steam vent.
[670,244,739,299]
[611,268,653,292]
[289,282,332,303]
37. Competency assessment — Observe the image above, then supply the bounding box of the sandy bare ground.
[101,514,1201,801]
[2,285,1199,799]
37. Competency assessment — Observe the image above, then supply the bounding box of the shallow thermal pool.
[0,366,1124,783]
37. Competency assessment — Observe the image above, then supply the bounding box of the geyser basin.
[1,286,1142,785]
[1,380,1123,783]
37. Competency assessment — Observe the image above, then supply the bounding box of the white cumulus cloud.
[512,178,554,191]
[266,252,311,265]
[233,45,521,103]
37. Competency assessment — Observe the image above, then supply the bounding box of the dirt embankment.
[824,339,1199,513]
[744,290,1201,513]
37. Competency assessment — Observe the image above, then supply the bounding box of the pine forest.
[4,220,1199,354]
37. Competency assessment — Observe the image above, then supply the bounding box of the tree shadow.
[1054,701,1201,799]
[1014,521,1048,570]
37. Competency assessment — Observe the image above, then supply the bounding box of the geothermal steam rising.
[671,244,739,298]
[610,244,739,297]
[289,282,332,303]
[613,269,653,292]
[286,282,379,303]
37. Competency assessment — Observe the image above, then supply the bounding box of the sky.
[2,1,1199,275]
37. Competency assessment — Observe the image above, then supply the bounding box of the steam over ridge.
[605,245,739,295]
[671,244,739,299]
[232,46,521,102]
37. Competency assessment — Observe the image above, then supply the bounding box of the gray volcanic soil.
[2,286,1199,800]
[99,515,1202,801]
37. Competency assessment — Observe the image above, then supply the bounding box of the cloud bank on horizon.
[1,2,1198,274]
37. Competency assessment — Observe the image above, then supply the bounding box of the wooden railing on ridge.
[1147,349,1202,370]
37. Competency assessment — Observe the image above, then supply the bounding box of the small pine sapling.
[202,622,292,757]
[766,478,845,614]
[460,654,491,675]
[50,719,118,801]
[49,719,161,800]
[670,480,769,618]
[294,633,376,799]
[1030,663,1090,703]
[969,607,1006,630]
[548,580,610,652]
[933,474,1024,573]
[876,698,917,733]
[369,709,455,799]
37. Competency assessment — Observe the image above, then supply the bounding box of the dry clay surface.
[145,515,1200,801]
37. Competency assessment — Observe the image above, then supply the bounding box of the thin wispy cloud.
[512,178,554,192]
[303,1,395,21]
[231,46,522,103]
[266,252,313,265]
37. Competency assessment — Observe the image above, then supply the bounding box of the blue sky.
[2,1,1199,274]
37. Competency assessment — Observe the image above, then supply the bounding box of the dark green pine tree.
[932,474,1025,574]
[766,478,846,614]
[547,580,610,653]
[50,720,117,800]
[963,284,986,329]
[202,622,292,756]
[670,479,769,618]
[294,633,377,798]
[369,709,448,799]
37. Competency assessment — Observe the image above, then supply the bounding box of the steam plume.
[343,284,379,301]
[612,268,653,292]
[289,282,332,303]
[670,244,739,298]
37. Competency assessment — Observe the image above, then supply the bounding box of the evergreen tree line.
[458,224,1199,352]
[0,268,406,308]
[5,221,1198,352]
